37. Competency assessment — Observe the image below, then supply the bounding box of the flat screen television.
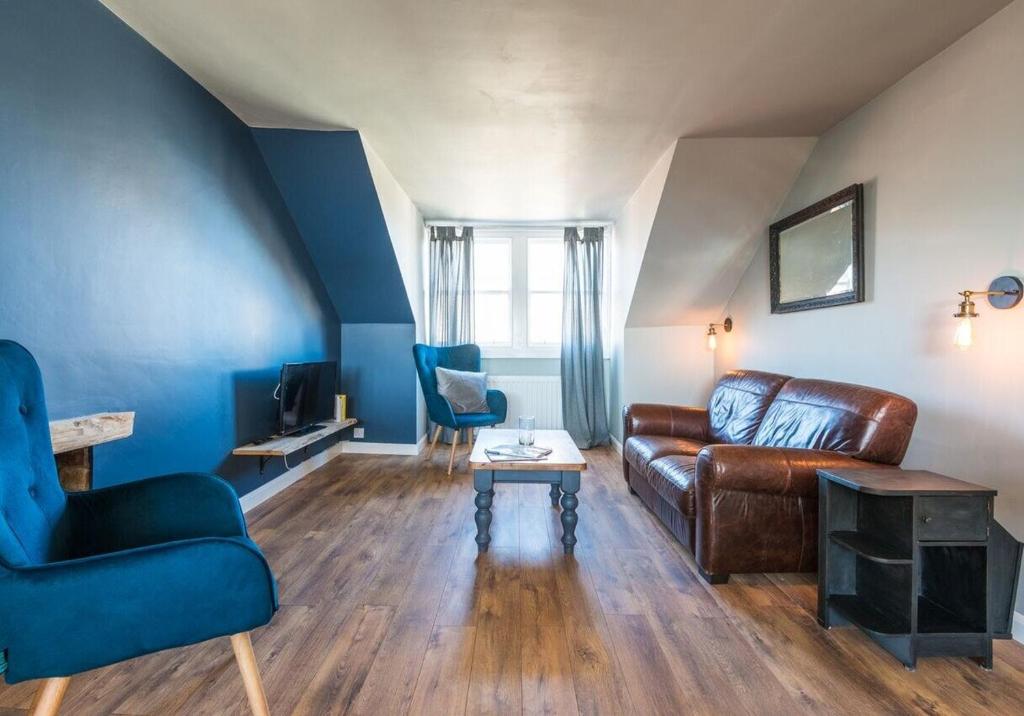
[278,361,337,436]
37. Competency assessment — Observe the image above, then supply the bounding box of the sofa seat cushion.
[645,455,697,517]
[624,435,706,473]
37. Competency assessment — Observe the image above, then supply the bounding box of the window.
[473,228,569,357]
[473,239,512,345]
[527,239,563,345]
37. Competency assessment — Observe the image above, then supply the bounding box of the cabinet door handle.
[921,515,933,524]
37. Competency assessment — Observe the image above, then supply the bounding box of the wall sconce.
[706,317,733,351]
[953,275,1022,350]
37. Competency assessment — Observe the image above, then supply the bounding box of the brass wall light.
[706,317,733,351]
[953,275,1022,350]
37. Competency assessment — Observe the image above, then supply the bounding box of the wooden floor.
[3,447,1024,715]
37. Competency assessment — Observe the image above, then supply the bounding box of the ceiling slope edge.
[360,137,426,332]
[625,137,817,328]
[251,129,414,325]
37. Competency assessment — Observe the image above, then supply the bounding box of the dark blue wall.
[0,1,340,496]
[254,129,421,445]
[340,324,419,444]
[252,130,414,324]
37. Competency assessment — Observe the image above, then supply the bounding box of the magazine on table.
[484,444,553,462]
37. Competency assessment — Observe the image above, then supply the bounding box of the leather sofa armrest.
[622,403,709,441]
[694,444,875,498]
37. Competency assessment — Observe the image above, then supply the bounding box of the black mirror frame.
[769,183,864,314]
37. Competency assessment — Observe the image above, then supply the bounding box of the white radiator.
[487,375,563,429]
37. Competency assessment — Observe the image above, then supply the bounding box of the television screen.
[278,361,337,435]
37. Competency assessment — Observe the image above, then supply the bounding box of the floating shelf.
[233,419,357,458]
[830,531,912,564]
[50,412,135,454]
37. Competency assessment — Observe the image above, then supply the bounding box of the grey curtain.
[561,227,609,448]
[428,226,474,345]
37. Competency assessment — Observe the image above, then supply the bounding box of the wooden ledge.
[233,419,357,458]
[50,412,135,455]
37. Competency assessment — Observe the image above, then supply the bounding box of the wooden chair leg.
[467,427,474,453]
[231,632,270,716]
[29,677,70,716]
[447,429,461,476]
[425,425,442,460]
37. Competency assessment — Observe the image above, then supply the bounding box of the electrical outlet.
[353,427,365,439]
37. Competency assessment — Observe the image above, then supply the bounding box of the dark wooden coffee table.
[469,429,587,554]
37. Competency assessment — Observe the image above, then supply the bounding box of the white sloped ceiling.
[626,138,817,328]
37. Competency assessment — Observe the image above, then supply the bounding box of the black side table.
[817,467,1022,670]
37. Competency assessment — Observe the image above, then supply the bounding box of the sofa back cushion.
[706,370,791,445]
[752,378,918,464]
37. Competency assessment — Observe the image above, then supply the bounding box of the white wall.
[719,0,1024,608]
[363,137,428,440]
[609,142,676,438]
[624,326,714,406]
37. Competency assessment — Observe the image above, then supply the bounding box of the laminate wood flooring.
[3,447,1023,714]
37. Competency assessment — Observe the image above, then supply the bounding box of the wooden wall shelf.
[50,412,135,454]
[233,419,356,473]
[49,412,136,491]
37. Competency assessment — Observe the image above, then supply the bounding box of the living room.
[2,1,1023,714]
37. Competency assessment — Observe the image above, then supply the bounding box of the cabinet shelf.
[918,596,985,634]
[830,531,911,564]
[830,594,910,636]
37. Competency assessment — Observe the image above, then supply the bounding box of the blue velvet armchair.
[413,343,507,475]
[0,341,277,716]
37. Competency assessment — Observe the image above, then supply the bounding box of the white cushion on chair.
[435,367,489,413]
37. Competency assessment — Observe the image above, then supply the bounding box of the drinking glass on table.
[518,416,536,446]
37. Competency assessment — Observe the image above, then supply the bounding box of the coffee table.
[469,428,587,554]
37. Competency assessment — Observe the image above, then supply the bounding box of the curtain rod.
[424,220,612,228]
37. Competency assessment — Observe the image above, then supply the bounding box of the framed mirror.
[769,183,864,313]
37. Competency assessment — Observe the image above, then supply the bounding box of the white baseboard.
[239,442,345,513]
[341,434,425,456]
[610,435,623,454]
[1013,610,1024,643]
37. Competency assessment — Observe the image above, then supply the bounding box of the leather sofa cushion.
[646,455,697,517]
[706,370,791,445]
[624,435,706,473]
[753,378,918,465]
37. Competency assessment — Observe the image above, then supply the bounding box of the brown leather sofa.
[622,370,917,583]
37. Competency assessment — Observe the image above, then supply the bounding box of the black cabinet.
[817,468,1022,670]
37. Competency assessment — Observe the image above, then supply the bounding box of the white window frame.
[473,228,555,357]
[472,226,609,359]
[472,236,514,349]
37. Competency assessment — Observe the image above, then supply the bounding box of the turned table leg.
[559,470,581,554]
[549,483,561,507]
[475,489,494,552]
[560,490,579,554]
[474,469,495,552]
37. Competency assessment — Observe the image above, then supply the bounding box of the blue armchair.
[0,341,277,716]
[413,343,507,475]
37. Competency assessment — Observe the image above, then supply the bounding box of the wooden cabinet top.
[818,467,996,496]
